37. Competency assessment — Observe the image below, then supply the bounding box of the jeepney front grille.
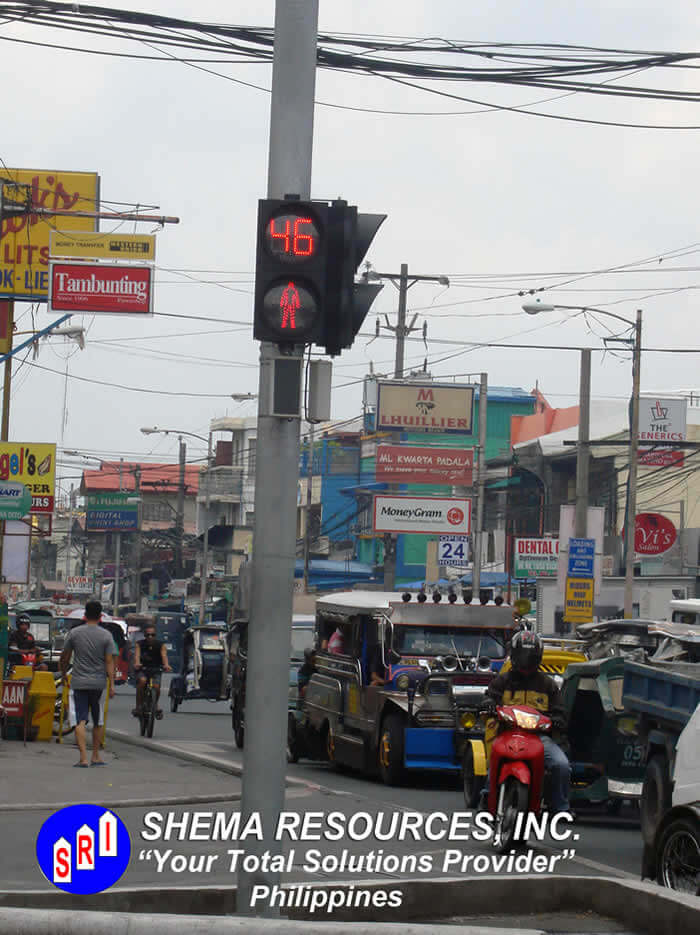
[415,710,455,727]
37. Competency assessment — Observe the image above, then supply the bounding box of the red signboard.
[634,513,677,555]
[375,445,473,485]
[639,450,685,468]
[49,262,153,315]
[1,679,28,716]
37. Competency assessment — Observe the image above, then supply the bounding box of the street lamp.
[522,300,642,618]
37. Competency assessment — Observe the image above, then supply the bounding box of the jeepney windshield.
[393,626,506,659]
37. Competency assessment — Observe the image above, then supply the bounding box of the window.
[142,500,172,522]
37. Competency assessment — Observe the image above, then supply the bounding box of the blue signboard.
[86,493,138,532]
[568,537,595,578]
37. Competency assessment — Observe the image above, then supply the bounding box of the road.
[102,680,645,885]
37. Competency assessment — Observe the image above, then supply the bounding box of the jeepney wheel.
[462,745,486,809]
[378,712,405,786]
[641,755,671,847]
[232,702,245,750]
[657,816,700,895]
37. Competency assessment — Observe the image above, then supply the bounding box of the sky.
[1,0,699,497]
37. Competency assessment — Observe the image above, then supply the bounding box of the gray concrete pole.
[623,310,642,618]
[393,263,409,380]
[574,349,591,539]
[303,424,314,592]
[114,459,123,610]
[471,374,488,597]
[199,432,213,624]
[176,437,186,577]
[237,0,319,916]
[133,467,142,611]
[64,483,74,582]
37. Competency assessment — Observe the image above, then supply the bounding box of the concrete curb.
[0,792,241,814]
[0,907,533,935]
[0,875,697,933]
[106,729,244,779]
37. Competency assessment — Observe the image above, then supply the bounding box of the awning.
[339,481,389,497]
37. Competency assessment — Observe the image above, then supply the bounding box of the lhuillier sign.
[376,382,474,435]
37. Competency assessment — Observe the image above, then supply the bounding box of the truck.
[622,657,700,847]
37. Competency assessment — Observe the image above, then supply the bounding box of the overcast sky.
[2,1,699,494]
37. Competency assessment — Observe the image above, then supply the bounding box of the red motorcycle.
[486,703,552,852]
[8,646,46,672]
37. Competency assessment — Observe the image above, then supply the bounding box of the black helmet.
[17,613,31,627]
[510,630,543,675]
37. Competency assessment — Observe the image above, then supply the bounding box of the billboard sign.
[438,535,470,567]
[634,512,677,556]
[50,231,155,261]
[0,482,32,520]
[373,495,471,535]
[0,169,99,301]
[0,442,56,514]
[514,538,559,579]
[376,382,474,435]
[638,397,687,468]
[66,575,94,594]
[375,444,473,485]
[49,262,153,315]
[86,493,138,532]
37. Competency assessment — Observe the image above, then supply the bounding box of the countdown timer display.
[261,279,319,337]
[264,211,320,264]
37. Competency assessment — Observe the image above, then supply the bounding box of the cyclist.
[132,625,171,720]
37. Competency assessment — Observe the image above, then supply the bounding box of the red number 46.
[269,217,314,256]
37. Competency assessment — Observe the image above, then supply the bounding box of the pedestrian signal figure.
[280,281,300,329]
[60,600,115,768]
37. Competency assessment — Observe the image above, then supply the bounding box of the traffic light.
[323,200,386,356]
[254,198,329,344]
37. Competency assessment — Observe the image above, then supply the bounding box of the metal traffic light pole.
[237,0,319,916]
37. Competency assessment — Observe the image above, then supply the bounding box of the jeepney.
[294,591,516,785]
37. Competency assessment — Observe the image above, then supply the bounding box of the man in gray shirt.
[60,599,115,767]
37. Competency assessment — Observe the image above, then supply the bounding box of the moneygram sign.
[49,262,153,315]
[375,444,474,485]
[514,538,559,579]
[0,169,99,301]
[373,495,471,535]
[0,442,56,514]
[376,382,474,435]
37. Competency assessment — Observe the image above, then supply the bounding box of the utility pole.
[114,458,123,611]
[238,0,318,915]
[64,483,74,582]
[623,310,642,618]
[303,425,314,592]
[199,433,213,624]
[471,374,488,598]
[574,350,591,539]
[376,264,449,590]
[0,300,13,585]
[133,466,142,611]
[176,436,186,578]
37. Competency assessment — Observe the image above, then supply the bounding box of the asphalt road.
[104,680,645,883]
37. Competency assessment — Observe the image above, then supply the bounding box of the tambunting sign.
[0,168,99,301]
[49,262,153,315]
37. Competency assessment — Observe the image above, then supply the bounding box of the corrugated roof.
[82,461,200,494]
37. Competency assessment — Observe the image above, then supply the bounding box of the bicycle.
[137,668,162,738]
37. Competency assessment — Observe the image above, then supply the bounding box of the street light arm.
[522,300,634,328]
[140,427,209,444]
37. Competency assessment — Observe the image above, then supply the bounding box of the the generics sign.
[373,495,471,535]
[375,445,473,485]
[49,262,153,315]
[514,538,559,579]
[376,382,474,435]
[638,397,687,467]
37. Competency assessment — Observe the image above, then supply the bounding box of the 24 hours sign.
[0,442,56,513]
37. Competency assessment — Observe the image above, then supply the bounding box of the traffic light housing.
[254,198,329,345]
[324,201,386,356]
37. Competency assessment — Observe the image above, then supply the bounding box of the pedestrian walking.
[60,599,115,767]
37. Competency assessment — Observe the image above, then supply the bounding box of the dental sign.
[638,397,687,468]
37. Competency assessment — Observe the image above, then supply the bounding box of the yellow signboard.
[50,231,155,262]
[564,576,594,624]
[377,381,475,435]
[0,168,99,301]
[0,442,56,514]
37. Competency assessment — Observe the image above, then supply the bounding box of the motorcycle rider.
[9,614,48,670]
[481,630,571,813]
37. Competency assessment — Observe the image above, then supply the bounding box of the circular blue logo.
[36,804,131,894]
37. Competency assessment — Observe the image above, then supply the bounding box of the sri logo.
[36,804,131,894]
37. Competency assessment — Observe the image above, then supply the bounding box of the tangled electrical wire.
[2,2,700,127]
